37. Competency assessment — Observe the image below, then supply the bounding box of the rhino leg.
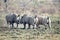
[28,24,30,29]
[33,26,34,29]
[32,24,35,29]
[17,24,18,28]
[47,23,51,30]
[11,23,14,28]
[44,24,48,29]
[36,24,39,29]
[23,23,26,29]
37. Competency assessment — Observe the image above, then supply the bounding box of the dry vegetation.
[0,13,60,40]
[0,0,60,40]
[0,28,60,40]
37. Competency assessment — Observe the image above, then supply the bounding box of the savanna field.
[0,0,60,40]
[0,13,60,40]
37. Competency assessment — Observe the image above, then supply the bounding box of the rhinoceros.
[6,14,19,28]
[34,15,51,29]
[20,14,35,29]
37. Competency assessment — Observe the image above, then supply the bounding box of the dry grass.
[0,28,60,40]
[0,13,60,40]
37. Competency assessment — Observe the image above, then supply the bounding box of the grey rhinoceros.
[6,14,19,28]
[19,14,35,29]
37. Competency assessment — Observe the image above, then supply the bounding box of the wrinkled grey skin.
[34,16,51,29]
[6,14,19,28]
[20,14,35,29]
